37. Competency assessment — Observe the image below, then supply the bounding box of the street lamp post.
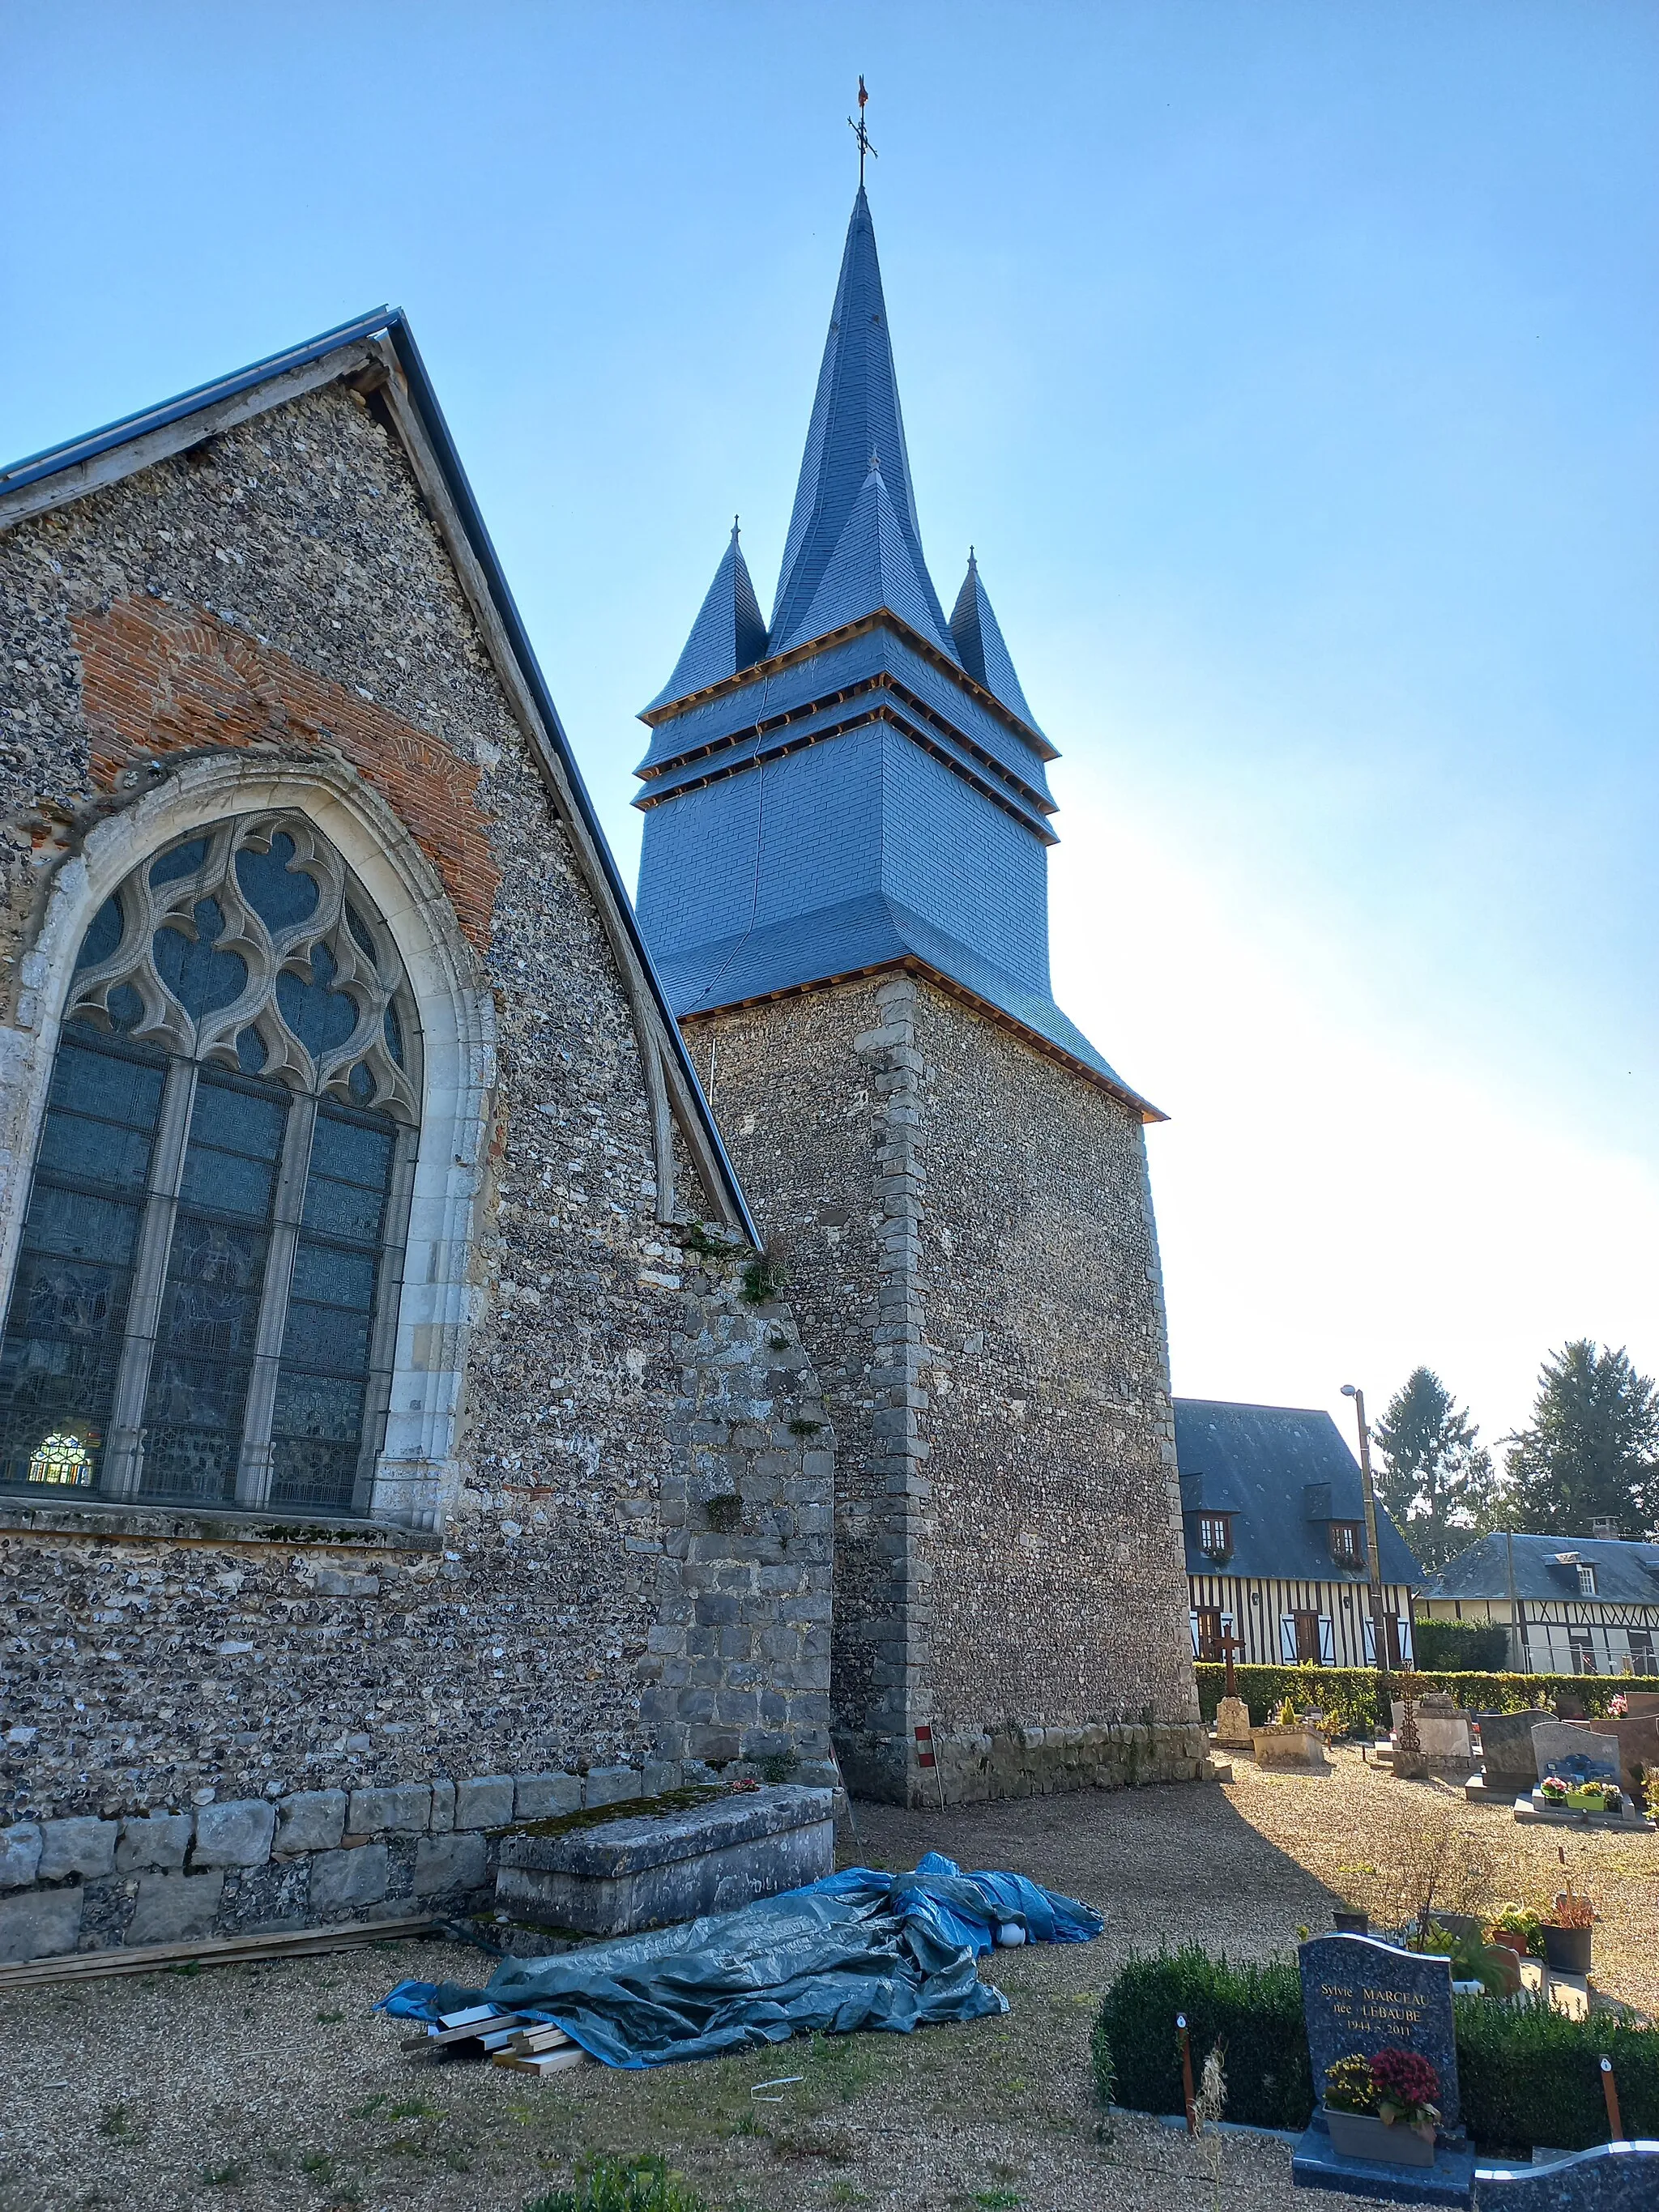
[1341,1383,1392,1710]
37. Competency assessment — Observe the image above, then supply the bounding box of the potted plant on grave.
[1539,1775,1572,1807]
[1540,1868,1594,1975]
[1322,2048,1441,2167]
[1488,1903,1545,1960]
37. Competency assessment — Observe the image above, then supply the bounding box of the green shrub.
[1094,1952,1659,2152]
[1091,1948,1312,2129]
[1192,1663,1614,1736]
[1414,1621,1512,1672]
[525,2156,711,2212]
[1454,1997,1659,2151]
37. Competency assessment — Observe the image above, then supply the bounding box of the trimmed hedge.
[1414,1620,1512,1672]
[1092,1948,1311,2131]
[1094,1950,1659,2152]
[1193,1663,1628,1737]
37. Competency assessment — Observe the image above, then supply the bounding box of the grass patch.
[524,2153,713,2211]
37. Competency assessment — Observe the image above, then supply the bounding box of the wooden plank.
[401,2012,526,2052]
[0,1912,438,1992]
[490,2047,590,2074]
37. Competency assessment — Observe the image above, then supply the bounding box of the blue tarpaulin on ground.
[378,1853,1102,2069]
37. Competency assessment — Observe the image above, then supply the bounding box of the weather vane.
[848,75,876,188]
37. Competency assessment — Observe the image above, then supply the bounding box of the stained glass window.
[0,812,420,1517]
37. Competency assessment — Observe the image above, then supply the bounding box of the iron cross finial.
[848,75,876,188]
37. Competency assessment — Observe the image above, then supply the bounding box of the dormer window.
[1578,1563,1597,1597]
[1328,1522,1363,1566]
[1196,1513,1233,1559]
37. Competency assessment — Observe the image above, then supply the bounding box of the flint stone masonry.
[496,1784,835,1936]
[684,971,1196,1805]
[0,373,834,1869]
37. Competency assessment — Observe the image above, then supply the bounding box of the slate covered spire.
[949,551,1042,735]
[646,520,769,712]
[768,186,953,657]
[781,459,955,658]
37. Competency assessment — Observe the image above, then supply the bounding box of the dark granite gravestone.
[1529,1722,1618,1790]
[1299,1933,1461,2129]
[1294,1934,1473,2203]
[1472,2141,1659,2208]
[1476,1712,1550,1788]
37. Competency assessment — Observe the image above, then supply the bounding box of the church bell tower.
[634,171,1201,1804]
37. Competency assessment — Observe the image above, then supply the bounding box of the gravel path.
[2,1747,1651,2212]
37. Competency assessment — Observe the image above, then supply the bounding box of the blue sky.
[5,2,1655,1452]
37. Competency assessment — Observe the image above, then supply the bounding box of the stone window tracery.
[0,811,421,1516]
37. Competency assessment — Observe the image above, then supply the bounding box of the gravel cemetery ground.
[2,1749,1655,2212]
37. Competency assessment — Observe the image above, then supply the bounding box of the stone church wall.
[0,373,833,1957]
[684,970,1203,1805]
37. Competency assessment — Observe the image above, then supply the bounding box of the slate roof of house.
[0,307,757,1242]
[1174,1397,1422,1586]
[1422,1532,1659,1605]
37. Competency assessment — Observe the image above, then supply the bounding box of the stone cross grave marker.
[1299,1932,1461,2132]
[1529,1721,1619,1790]
[1476,1711,1550,1789]
[1213,1628,1253,1750]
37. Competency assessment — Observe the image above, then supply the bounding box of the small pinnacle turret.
[644,520,768,711]
[949,550,1041,735]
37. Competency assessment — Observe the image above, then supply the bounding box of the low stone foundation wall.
[0,1756,830,1965]
[838,1720,1211,1806]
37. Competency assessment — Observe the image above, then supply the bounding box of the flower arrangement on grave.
[1488,1903,1546,1959]
[1547,1878,1594,1933]
[1539,1775,1572,1805]
[1324,2048,1441,2140]
[1610,1692,1629,1716]
[1273,1697,1299,1728]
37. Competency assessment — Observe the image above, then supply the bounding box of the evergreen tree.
[1373,1367,1499,1571]
[1504,1340,1659,1537]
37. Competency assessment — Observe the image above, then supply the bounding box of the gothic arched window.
[0,811,420,1517]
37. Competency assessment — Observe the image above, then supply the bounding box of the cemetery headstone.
[1529,1722,1619,1790]
[1586,1714,1659,1793]
[1299,1931,1461,2132]
[1554,1694,1587,1721]
[1620,1690,1659,1716]
[1392,1694,1474,1768]
[1476,1711,1550,1789]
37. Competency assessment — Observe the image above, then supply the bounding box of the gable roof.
[767,186,954,658]
[1423,1531,1659,1605]
[0,308,756,1243]
[1174,1397,1423,1586]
